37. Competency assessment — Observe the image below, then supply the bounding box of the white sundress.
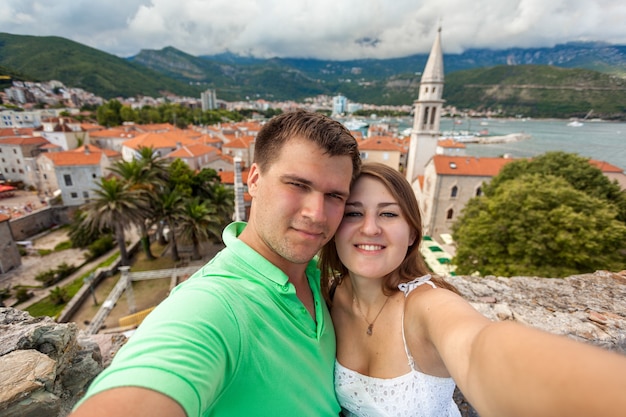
[335,275,462,417]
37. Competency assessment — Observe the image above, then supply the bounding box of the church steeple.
[421,26,444,84]
[405,26,445,185]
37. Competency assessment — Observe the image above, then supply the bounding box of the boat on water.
[567,109,593,127]
[342,119,369,131]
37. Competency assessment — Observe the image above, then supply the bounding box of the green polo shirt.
[77,222,339,417]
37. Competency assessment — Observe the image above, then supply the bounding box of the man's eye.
[328,193,345,201]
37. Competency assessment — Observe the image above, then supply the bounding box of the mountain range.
[1,33,625,119]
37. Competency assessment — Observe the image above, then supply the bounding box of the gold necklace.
[353,294,390,336]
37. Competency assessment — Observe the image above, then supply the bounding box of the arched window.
[476,187,482,196]
[423,107,430,127]
[430,107,437,125]
[451,185,458,198]
[446,209,454,220]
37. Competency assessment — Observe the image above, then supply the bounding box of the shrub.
[15,287,32,304]
[54,241,73,251]
[88,235,115,259]
[35,270,57,287]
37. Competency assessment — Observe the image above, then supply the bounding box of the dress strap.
[399,275,437,371]
[398,274,436,295]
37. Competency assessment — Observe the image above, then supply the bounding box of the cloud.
[1,0,625,59]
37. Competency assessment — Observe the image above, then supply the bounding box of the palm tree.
[109,147,169,260]
[190,168,234,238]
[208,183,235,230]
[82,177,148,266]
[153,186,185,261]
[176,197,222,260]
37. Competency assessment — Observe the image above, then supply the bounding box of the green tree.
[452,174,626,277]
[167,159,195,197]
[487,151,626,222]
[82,177,148,266]
[49,286,69,305]
[109,147,169,260]
[68,209,109,248]
[189,168,234,236]
[120,105,138,123]
[96,99,123,127]
[177,197,222,260]
[153,187,185,261]
[207,183,234,230]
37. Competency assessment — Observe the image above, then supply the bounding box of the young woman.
[319,162,626,417]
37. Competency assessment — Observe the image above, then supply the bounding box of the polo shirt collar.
[223,222,319,287]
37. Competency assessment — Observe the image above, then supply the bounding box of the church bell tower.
[405,27,445,187]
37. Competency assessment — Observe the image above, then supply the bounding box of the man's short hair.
[254,110,361,181]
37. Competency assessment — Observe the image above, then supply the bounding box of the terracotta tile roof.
[351,131,364,140]
[41,143,63,150]
[122,132,197,151]
[220,154,234,164]
[0,127,35,137]
[437,138,466,149]
[589,159,624,173]
[0,213,10,222]
[74,144,121,158]
[42,151,104,166]
[0,136,49,146]
[223,137,250,149]
[81,123,104,132]
[135,123,177,132]
[89,127,136,139]
[219,169,250,185]
[166,144,220,159]
[358,136,404,152]
[233,121,263,133]
[433,155,513,176]
[196,134,222,146]
[221,133,238,143]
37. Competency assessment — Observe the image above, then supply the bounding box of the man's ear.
[247,163,260,197]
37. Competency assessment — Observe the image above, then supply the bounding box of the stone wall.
[9,206,76,242]
[447,270,626,354]
[1,270,625,416]
[0,307,124,417]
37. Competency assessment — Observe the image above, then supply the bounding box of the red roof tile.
[437,138,466,149]
[433,155,512,176]
[358,136,404,152]
[589,159,624,173]
[0,136,49,146]
[219,169,250,185]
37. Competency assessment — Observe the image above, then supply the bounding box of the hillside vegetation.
[0,33,200,99]
[444,65,626,119]
[1,33,625,119]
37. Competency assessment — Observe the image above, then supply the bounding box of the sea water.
[393,118,626,171]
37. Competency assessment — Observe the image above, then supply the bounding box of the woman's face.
[335,175,416,281]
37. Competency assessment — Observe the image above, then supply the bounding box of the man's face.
[244,137,354,273]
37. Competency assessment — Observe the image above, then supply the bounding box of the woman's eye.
[381,212,399,218]
[344,211,362,217]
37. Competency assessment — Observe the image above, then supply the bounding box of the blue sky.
[2,0,625,59]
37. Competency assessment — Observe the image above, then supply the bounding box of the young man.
[70,110,361,417]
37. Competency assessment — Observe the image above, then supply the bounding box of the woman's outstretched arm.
[413,288,626,417]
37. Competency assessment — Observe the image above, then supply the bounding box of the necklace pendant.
[366,324,373,335]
